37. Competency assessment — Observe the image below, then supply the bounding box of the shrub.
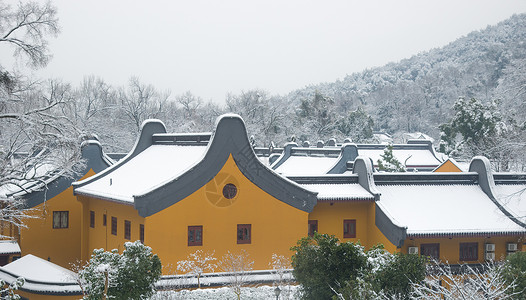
[79,241,162,300]
[502,251,526,299]
[291,233,367,300]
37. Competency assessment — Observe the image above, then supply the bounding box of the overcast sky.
[7,0,526,104]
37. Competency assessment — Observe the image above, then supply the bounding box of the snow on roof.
[299,183,374,201]
[0,254,81,294]
[0,163,59,199]
[274,156,339,176]
[75,145,207,202]
[376,184,525,236]
[1,254,76,282]
[359,148,441,168]
[0,240,20,254]
[494,184,526,224]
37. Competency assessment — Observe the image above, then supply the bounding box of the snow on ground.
[153,285,301,300]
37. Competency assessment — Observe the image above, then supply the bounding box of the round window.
[223,183,237,199]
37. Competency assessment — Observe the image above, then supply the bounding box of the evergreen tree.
[377,144,406,172]
[78,241,162,300]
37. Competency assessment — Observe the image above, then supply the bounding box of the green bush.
[374,253,426,299]
[291,233,367,300]
[503,251,526,299]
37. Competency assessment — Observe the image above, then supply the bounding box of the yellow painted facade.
[402,236,525,263]
[19,170,96,269]
[434,159,463,172]
[77,195,145,262]
[308,201,397,252]
[145,155,308,272]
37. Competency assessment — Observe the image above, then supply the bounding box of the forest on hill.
[1,2,525,177]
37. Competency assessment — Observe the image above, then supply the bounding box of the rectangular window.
[188,226,203,246]
[52,211,69,229]
[90,211,95,228]
[124,220,131,240]
[140,224,144,243]
[421,243,440,260]
[103,214,107,226]
[308,220,318,237]
[111,217,117,235]
[343,219,356,238]
[237,224,251,244]
[460,242,478,261]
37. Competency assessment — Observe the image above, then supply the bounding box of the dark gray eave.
[19,141,112,209]
[270,143,358,175]
[407,230,526,239]
[375,204,407,248]
[73,119,168,192]
[134,114,318,217]
[469,156,526,229]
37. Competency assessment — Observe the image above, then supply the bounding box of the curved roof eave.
[134,114,318,217]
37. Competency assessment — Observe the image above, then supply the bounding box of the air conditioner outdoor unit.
[485,252,495,261]
[485,243,495,252]
[408,247,418,255]
[507,243,518,252]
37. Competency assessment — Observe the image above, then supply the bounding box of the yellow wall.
[308,201,397,252]
[20,170,96,269]
[434,160,462,173]
[402,236,525,263]
[77,196,145,262]
[146,155,308,272]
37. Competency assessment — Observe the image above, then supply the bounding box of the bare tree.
[0,0,59,68]
[0,79,84,234]
[411,261,520,300]
[219,250,254,300]
[177,250,217,288]
[119,77,169,133]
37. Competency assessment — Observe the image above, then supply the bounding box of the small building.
[1,141,113,268]
[0,254,81,299]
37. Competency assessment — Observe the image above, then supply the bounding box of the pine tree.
[377,144,406,172]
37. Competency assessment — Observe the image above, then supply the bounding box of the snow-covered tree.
[0,0,59,68]
[78,241,162,300]
[411,261,520,300]
[177,250,217,288]
[0,277,25,300]
[219,250,254,300]
[377,144,406,172]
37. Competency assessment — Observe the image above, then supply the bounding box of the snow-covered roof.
[75,145,208,202]
[74,115,318,216]
[376,184,526,237]
[299,183,374,201]
[0,241,20,255]
[275,156,339,176]
[0,254,81,295]
[359,148,441,169]
[493,184,526,224]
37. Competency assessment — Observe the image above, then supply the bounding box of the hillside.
[286,13,526,140]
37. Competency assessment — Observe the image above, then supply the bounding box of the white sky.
[5,0,526,104]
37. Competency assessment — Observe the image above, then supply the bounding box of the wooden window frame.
[421,243,440,260]
[237,224,251,244]
[459,242,478,261]
[103,214,107,226]
[343,219,356,238]
[52,211,69,229]
[124,220,131,240]
[90,211,95,228]
[308,220,318,237]
[111,216,117,236]
[140,224,145,243]
[188,226,203,246]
